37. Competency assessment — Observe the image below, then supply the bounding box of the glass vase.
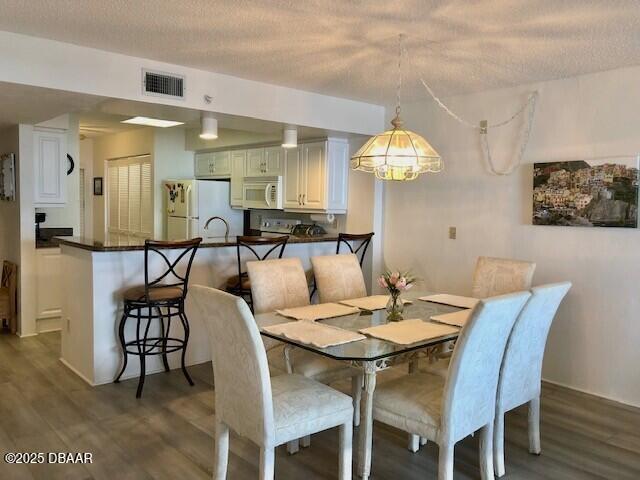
[386,292,404,321]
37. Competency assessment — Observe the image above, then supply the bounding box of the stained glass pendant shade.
[350,114,442,181]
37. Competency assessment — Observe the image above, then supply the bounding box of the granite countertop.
[55,232,339,252]
[36,227,74,249]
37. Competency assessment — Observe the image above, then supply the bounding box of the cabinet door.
[195,153,214,177]
[264,147,284,175]
[230,150,246,207]
[34,130,66,205]
[246,148,265,176]
[213,151,231,176]
[36,248,62,319]
[283,146,302,209]
[301,142,327,210]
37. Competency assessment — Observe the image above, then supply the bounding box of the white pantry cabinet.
[230,150,246,208]
[36,247,63,320]
[283,139,349,213]
[195,151,231,178]
[34,129,67,206]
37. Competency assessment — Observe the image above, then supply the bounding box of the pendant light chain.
[396,34,404,117]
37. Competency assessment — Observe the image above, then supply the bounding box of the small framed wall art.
[0,153,16,201]
[93,177,103,196]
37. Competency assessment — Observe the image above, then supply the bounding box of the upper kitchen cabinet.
[284,138,349,214]
[195,151,231,178]
[230,149,246,208]
[34,129,67,206]
[246,147,284,177]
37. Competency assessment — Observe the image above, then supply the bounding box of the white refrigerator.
[164,179,244,240]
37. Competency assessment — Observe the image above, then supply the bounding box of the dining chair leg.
[339,421,353,480]
[494,411,506,477]
[479,423,494,480]
[259,447,275,480]
[528,396,541,455]
[408,434,420,453]
[286,439,299,455]
[214,419,229,480]
[438,442,454,480]
[351,374,362,427]
[301,435,311,448]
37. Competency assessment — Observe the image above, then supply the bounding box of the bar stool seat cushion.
[123,285,184,302]
[225,274,251,290]
[271,373,353,445]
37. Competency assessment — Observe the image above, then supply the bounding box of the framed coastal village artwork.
[533,156,639,228]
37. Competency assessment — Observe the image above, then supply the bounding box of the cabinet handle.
[302,194,306,205]
[298,194,301,206]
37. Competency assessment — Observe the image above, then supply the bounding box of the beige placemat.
[359,319,459,345]
[419,293,479,309]
[431,310,472,327]
[276,303,360,321]
[263,321,366,348]
[339,295,413,311]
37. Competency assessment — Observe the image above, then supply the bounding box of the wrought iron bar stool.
[225,235,289,311]
[310,232,374,299]
[114,238,202,398]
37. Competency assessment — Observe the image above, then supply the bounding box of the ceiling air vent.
[142,69,185,100]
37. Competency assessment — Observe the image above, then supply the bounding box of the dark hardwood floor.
[0,332,639,479]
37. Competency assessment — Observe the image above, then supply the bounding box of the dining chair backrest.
[471,256,536,299]
[190,285,275,446]
[441,290,531,444]
[311,253,367,303]
[336,232,374,266]
[497,282,571,413]
[247,257,311,314]
[231,235,289,289]
[144,238,202,302]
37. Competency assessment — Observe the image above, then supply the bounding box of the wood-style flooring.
[0,332,639,479]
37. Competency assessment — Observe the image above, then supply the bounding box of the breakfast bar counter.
[58,234,341,386]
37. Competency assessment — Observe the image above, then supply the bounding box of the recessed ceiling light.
[121,116,184,128]
[199,111,218,140]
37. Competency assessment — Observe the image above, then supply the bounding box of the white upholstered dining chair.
[190,285,354,480]
[494,281,571,477]
[247,257,363,453]
[471,256,537,299]
[311,253,367,303]
[373,291,531,480]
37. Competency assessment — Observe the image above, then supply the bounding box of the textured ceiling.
[0,1,639,103]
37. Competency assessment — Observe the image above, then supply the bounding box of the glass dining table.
[255,291,464,480]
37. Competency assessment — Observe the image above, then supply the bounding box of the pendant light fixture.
[199,111,218,140]
[351,34,442,181]
[282,124,298,148]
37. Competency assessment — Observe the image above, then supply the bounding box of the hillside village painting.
[533,158,639,228]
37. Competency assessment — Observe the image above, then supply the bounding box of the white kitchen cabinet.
[246,147,284,177]
[34,129,67,206]
[195,151,231,178]
[36,247,63,320]
[230,150,246,208]
[245,148,265,176]
[283,139,349,213]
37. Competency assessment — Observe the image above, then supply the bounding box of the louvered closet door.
[107,155,152,236]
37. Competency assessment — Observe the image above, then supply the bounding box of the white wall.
[91,127,154,240]
[0,126,20,266]
[383,64,640,407]
[0,31,385,136]
[153,128,194,237]
[79,138,94,237]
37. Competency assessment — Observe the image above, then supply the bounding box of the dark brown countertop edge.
[55,235,340,252]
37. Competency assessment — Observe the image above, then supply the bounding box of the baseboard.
[37,317,62,334]
[542,378,640,410]
[91,356,211,386]
[59,357,96,386]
